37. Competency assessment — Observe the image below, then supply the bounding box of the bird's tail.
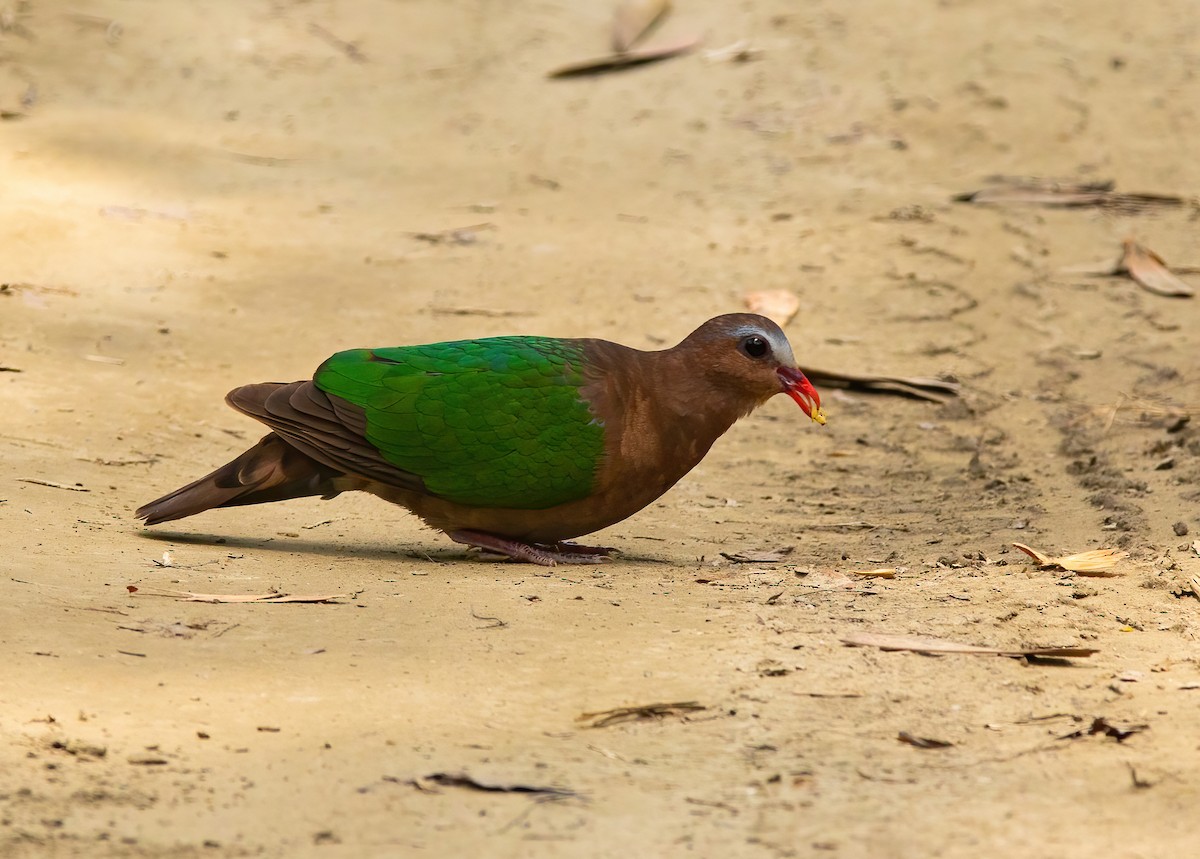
[136,433,344,526]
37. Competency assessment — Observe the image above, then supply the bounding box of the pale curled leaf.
[612,0,670,53]
[849,568,897,578]
[1052,549,1126,575]
[743,289,800,326]
[1010,542,1052,565]
[841,631,1098,658]
[548,34,700,79]
[1118,240,1195,297]
[1012,543,1126,576]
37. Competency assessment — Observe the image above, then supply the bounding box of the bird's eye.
[741,335,770,359]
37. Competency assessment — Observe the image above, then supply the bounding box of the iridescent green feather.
[313,337,605,509]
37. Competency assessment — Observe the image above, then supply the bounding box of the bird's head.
[682,313,826,424]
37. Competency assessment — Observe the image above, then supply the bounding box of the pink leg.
[447,530,615,567]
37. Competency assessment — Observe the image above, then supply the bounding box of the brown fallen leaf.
[721,546,794,563]
[612,0,670,53]
[983,175,1116,193]
[743,289,800,327]
[126,585,350,604]
[953,176,1186,212]
[957,187,1109,207]
[407,222,494,246]
[897,731,953,749]
[1011,543,1125,576]
[1058,717,1148,743]
[50,739,107,758]
[577,701,705,728]
[841,631,1097,659]
[405,771,579,798]
[1116,239,1196,298]
[547,33,700,79]
[801,368,960,403]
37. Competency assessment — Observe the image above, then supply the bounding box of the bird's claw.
[448,530,615,567]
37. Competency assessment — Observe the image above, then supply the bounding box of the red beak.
[776,367,826,425]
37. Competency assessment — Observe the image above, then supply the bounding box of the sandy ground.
[4,1,1200,856]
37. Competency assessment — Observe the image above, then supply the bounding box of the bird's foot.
[448,530,615,567]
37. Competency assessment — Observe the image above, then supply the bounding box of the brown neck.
[580,340,754,499]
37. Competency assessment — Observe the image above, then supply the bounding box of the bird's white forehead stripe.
[730,324,796,363]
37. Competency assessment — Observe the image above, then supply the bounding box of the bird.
[136,313,826,566]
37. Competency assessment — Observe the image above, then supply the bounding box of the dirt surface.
[4,2,1200,856]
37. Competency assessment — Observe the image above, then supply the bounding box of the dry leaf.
[1117,240,1196,297]
[407,771,579,798]
[576,701,705,728]
[612,0,670,53]
[721,546,794,563]
[953,176,1185,212]
[849,568,897,578]
[955,186,1110,207]
[743,289,800,326]
[841,631,1097,659]
[126,585,349,604]
[547,34,700,79]
[897,731,953,749]
[801,368,960,403]
[1058,717,1147,743]
[1011,543,1125,576]
[18,478,90,492]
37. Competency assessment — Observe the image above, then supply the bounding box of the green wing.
[313,337,605,509]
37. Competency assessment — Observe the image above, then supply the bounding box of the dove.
[137,313,825,565]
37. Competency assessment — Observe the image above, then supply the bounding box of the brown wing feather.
[135,433,343,525]
[225,381,428,493]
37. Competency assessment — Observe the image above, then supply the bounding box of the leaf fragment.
[18,478,89,492]
[547,33,700,79]
[721,546,794,563]
[801,368,961,402]
[849,568,897,578]
[577,701,705,728]
[841,631,1097,659]
[1058,717,1147,743]
[406,771,580,798]
[612,0,670,53]
[1116,240,1196,297]
[952,176,1186,212]
[127,585,350,604]
[897,731,953,749]
[743,289,800,327]
[1011,543,1125,576]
